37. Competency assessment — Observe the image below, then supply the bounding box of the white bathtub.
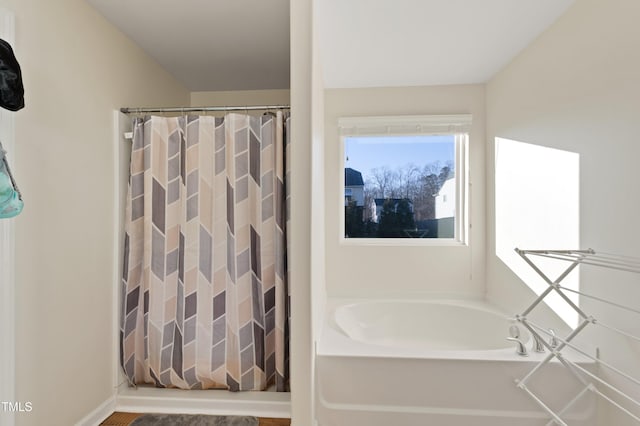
[316,298,596,426]
[335,299,520,353]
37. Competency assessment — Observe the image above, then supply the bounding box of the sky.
[344,135,455,181]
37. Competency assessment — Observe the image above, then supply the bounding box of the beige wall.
[191,89,290,108]
[486,0,640,423]
[309,1,326,422]
[3,0,189,424]
[289,1,314,425]
[324,85,486,298]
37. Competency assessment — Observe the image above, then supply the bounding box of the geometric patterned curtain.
[120,112,290,391]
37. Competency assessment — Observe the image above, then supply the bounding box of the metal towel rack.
[513,248,640,425]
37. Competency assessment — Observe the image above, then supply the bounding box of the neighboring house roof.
[345,167,364,186]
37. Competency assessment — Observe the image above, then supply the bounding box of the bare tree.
[396,163,421,199]
[368,166,396,198]
[361,161,455,222]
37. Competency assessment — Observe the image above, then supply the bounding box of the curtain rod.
[120,105,290,114]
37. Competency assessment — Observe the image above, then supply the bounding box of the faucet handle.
[548,329,559,349]
[531,333,545,353]
[507,337,528,356]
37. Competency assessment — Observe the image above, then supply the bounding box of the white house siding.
[435,178,455,219]
[345,185,365,207]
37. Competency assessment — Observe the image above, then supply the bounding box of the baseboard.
[116,387,291,419]
[74,396,117,426]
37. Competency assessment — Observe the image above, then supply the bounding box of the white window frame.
[338,114,470,246]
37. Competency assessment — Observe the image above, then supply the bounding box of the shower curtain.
[120,112,290,391]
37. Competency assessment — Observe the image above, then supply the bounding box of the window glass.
[343,134,460,240]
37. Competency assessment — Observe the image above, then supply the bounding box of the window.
[339,115,470,244]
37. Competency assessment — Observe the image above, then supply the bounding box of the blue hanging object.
[0,142,22,219]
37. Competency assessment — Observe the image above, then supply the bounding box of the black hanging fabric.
[0,38,24,111]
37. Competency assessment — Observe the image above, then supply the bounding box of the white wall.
[324,85,485,298]
[486,0,640,423]
[1,0,189,424]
